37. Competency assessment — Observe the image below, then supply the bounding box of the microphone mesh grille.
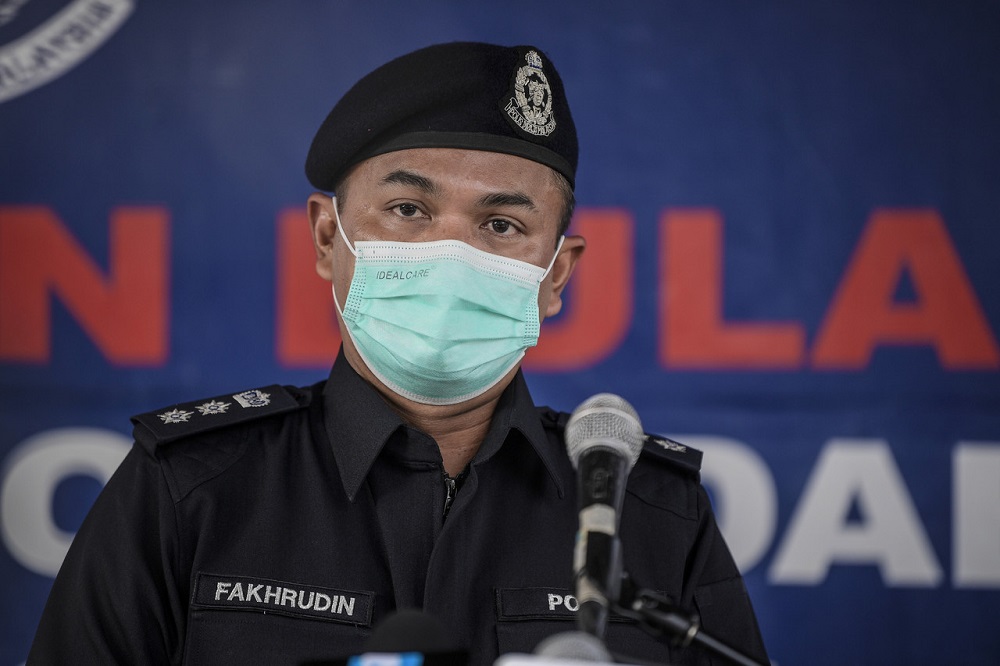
[535,630,613,661]
[565,393,644,470]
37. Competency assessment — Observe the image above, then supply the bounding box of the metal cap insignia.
[503,49,557,138]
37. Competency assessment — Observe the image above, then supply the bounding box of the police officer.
[28,42,769,665]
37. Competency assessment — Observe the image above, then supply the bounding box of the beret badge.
[502,49,557,138]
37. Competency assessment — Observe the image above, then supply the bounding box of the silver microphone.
[565,393,644,639]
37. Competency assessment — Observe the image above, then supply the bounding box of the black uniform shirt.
[29,353,768,665]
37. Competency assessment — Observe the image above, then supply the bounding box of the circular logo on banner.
[0,0,134,104]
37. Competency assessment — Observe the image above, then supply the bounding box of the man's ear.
[544,234,586,318]
[307,192,337,280]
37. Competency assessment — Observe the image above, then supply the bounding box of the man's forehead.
[353,148,560,195]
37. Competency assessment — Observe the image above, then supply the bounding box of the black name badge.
[193,573,374,626]
[496,587,655,623]
[496,588,581,621]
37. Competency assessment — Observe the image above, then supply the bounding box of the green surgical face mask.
[331,197,564,405]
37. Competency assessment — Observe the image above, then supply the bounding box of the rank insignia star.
[652,437,687,453]
[159,408,194,424]
[196,400,231,416]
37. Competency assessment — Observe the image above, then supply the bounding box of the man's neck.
[342,345,516,477]
[394,399,497,477]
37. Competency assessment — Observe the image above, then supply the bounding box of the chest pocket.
[494,587,681,663]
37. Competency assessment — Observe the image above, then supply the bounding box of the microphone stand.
[610,575,769,666]
[575,531,623,639]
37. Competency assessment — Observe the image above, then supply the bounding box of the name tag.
[193,572,374,626]
[496,588,582,621]
[496,587,660,623]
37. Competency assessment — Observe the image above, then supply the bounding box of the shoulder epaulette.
[640,433,703,476]
[131,384,308,452]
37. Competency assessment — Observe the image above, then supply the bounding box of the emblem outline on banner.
[0,0,134,104]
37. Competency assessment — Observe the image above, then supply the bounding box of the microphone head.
[534,631,613,662]
[565,393,644,471]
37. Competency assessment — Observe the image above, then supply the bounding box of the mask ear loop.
[331,196,359,258]
[539,235,566,282]
[330,196,358,317]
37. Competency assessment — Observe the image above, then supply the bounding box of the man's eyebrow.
[380,169,439,195]
[477,191,536,210]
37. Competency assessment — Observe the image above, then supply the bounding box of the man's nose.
[417,214,480,246]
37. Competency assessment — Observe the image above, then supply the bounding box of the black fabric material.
[28,351,768,666]
[305,42,578,190]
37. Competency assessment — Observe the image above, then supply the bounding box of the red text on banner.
[0,206,169,365]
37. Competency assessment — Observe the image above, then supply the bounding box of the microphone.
[564,394,644,640]
[493,631,619,666]
[534,632,613,662]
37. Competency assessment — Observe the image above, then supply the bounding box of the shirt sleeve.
[27,444,185,665]
[685,483,770,664]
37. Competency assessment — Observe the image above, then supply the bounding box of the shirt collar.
[322,351,565,501]
[323,350,405,501]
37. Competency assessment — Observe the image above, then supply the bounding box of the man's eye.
[489,219,512,234]
[396,203,420,217]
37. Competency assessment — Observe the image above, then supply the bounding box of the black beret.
[305,42,578,191]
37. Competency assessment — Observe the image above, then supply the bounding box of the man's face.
[338,148,563,258]
[309,147,582,408]
[330,147,568,308]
